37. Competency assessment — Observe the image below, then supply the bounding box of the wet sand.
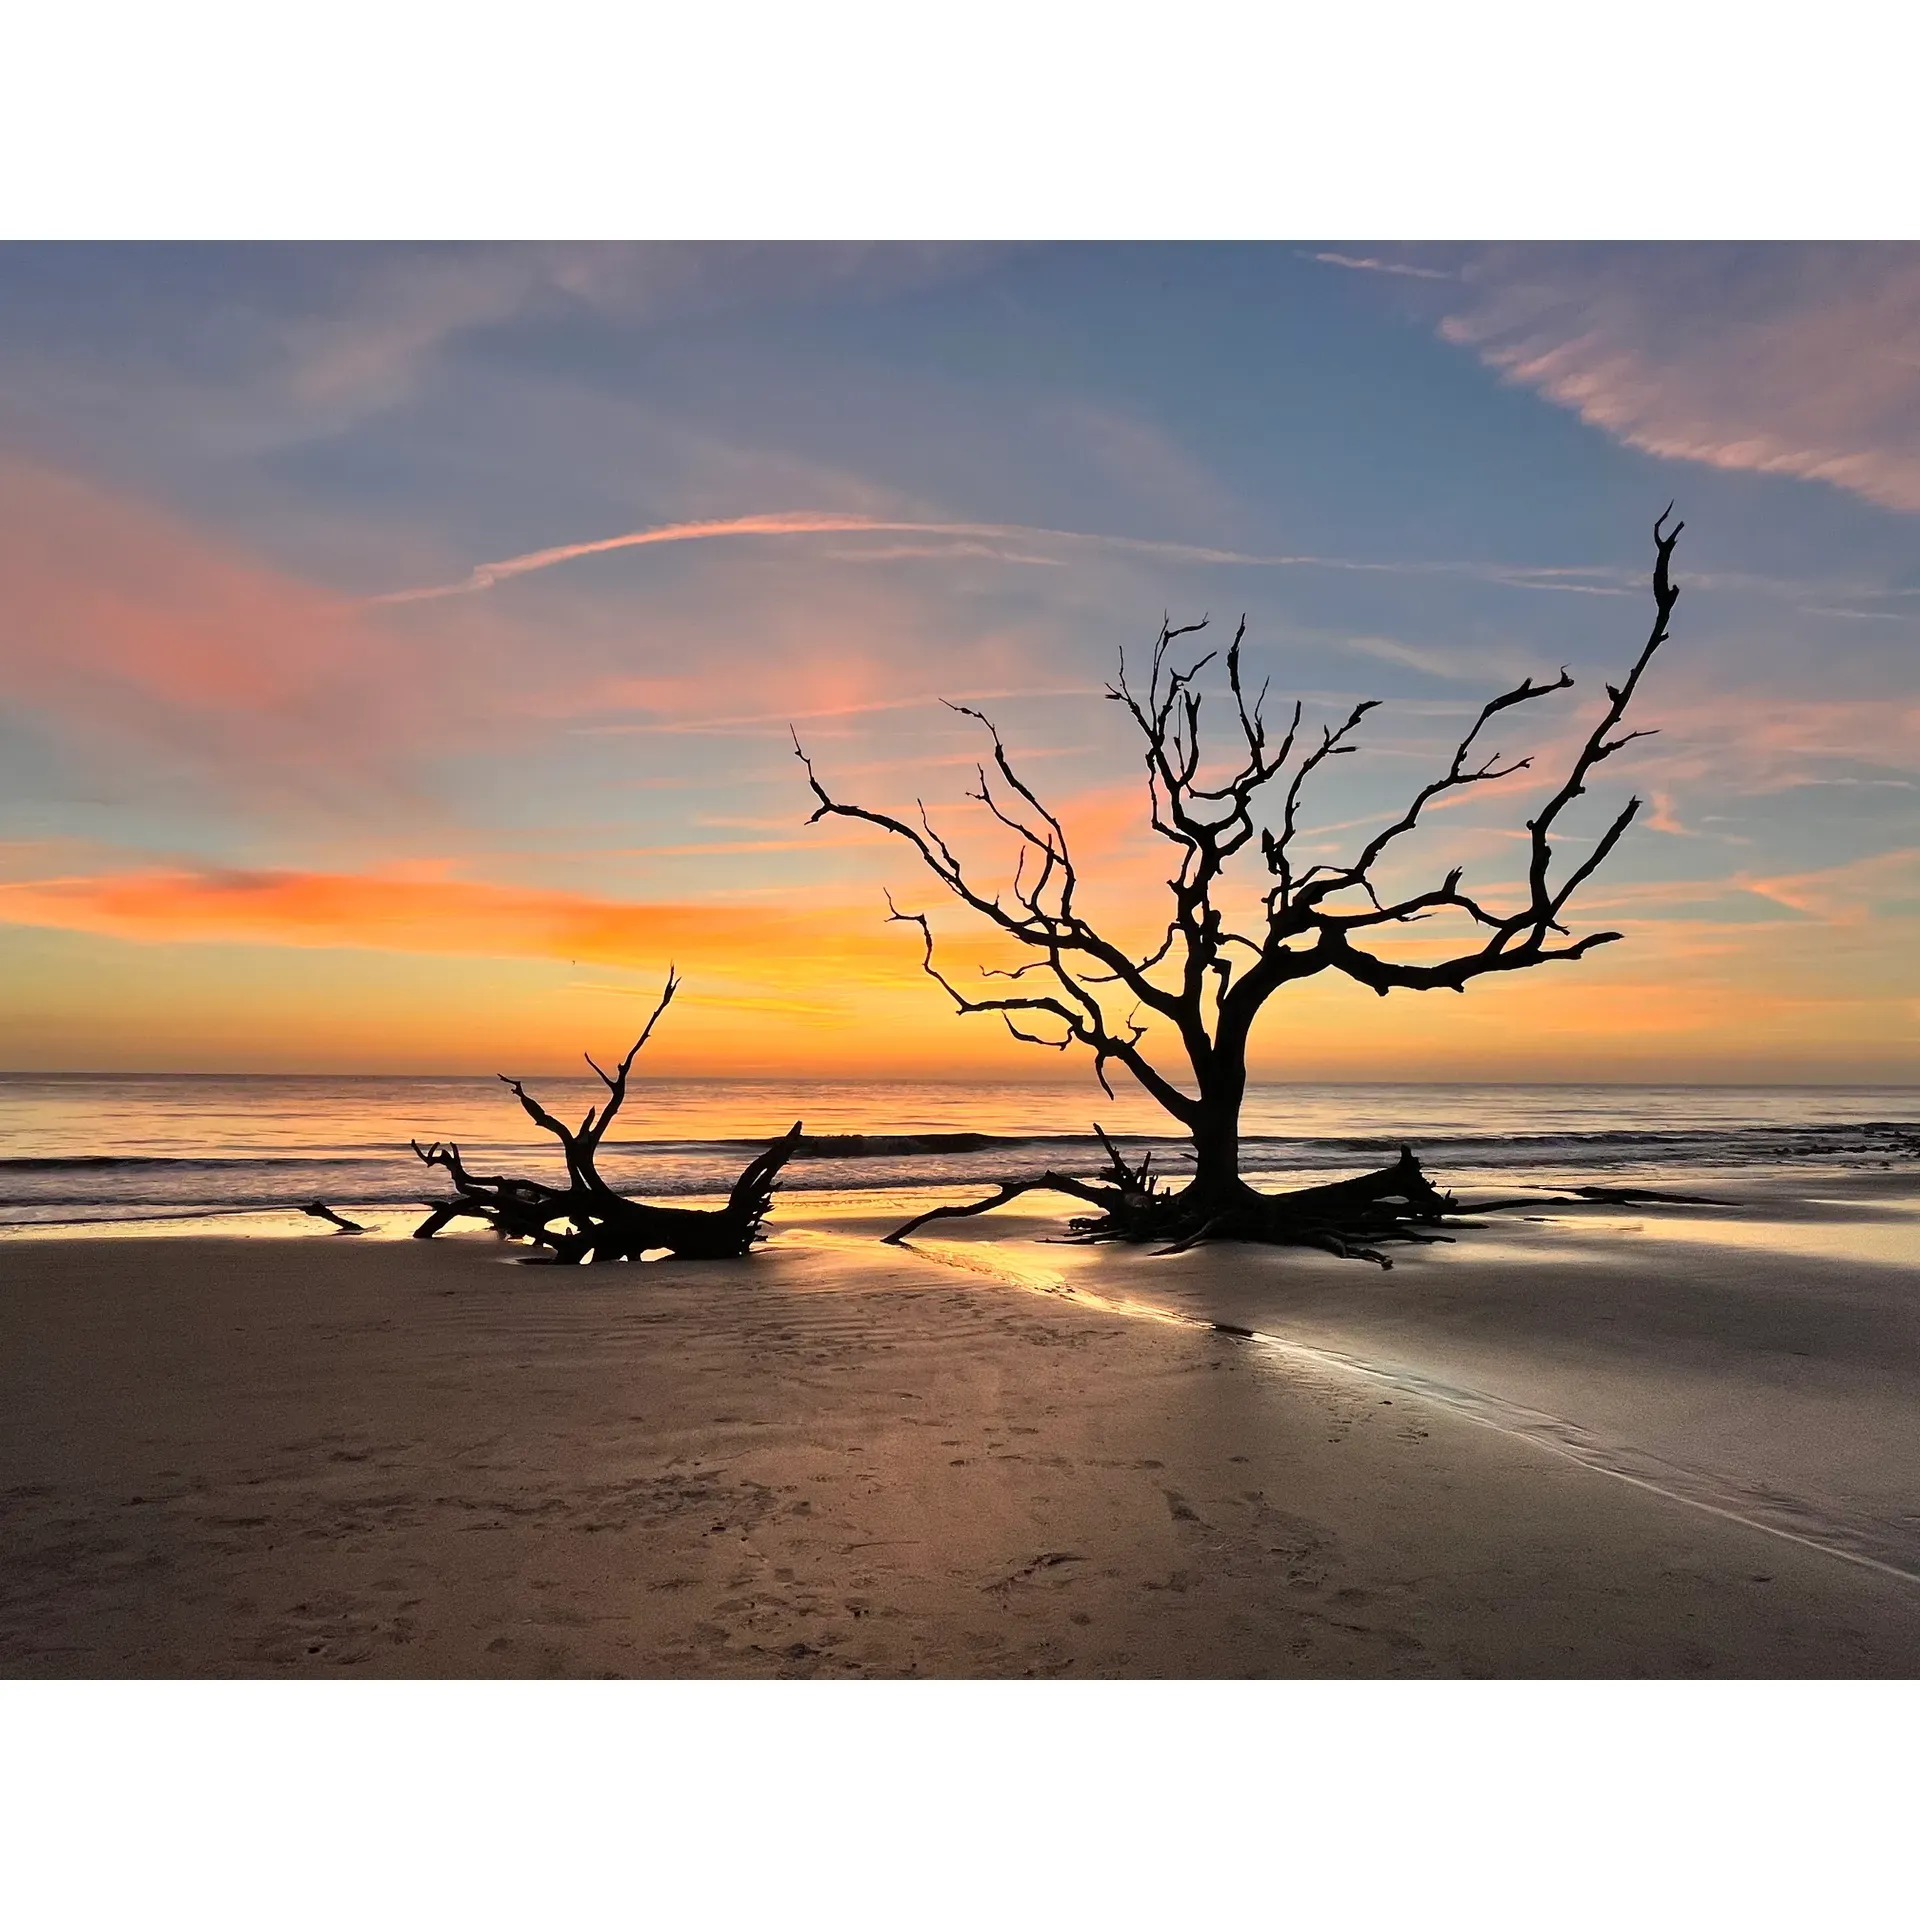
[937,1172,1920,1583]
[3,1211,1918,1677]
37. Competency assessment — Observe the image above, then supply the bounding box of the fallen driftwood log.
[410,971,801,1263]
[882,1132,1728,1269]
[299,1201,369,1234]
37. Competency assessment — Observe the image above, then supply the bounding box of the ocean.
[2,1074,1915,1233]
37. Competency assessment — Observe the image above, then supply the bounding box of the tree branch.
[797,512,1683,1182]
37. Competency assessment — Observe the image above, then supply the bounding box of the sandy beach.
[4,1184,1918,1678]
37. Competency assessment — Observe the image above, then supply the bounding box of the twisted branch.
[798,514,1683,1177]
[410,970,799,1261]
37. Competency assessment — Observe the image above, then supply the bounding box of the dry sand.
[4,1211,1918,1678]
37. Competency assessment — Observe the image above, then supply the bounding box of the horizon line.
[3,1069,1915,1090]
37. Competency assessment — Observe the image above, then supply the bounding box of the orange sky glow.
[2,245,1915,1081]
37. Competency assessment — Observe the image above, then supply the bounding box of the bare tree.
[795,512,1684,1258]
[411,970,802,1261]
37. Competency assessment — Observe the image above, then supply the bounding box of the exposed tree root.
[409,970,802,1262]
[882,1138,1725,1269]
[300,1201,369,1234]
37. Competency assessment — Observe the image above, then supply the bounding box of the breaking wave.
[3,1105,1915,1227]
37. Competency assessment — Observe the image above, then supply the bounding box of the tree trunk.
[1186,1050,1252,1210]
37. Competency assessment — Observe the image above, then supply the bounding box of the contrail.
[366,511,1344,604]
[368,513,953,603]
[364,509,1649,605]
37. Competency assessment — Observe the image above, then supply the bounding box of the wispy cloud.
[1045,397,1248,533]
[0,452,456,804]
[1630,691,1920,795]
[1545,859,1899,928]
[0,861,844,971]
[1645,790,1696,837]
[0,245,1008,457]
[1307,251,1454,282]
[1438,244,1920,514]
[1734,848,1920,926]
[821,541,1062,566]
[573,686,1098,739]
[1348,634,1556,683]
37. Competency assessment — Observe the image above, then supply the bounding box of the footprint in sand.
[1162,1489,1208,1530]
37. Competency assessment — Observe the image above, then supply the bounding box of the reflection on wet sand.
[836,1172,1920,1587]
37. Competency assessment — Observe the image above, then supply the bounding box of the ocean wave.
[733,1131,1013,1159]
[3,1116,1916,1226]
[6,1118,1914,1173]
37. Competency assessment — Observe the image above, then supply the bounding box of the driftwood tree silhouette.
[411,970,801,1261]
[796,512,1684,1260]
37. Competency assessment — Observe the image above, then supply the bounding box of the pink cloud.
[0,455,364,715]
[1738,848,1920,927]
[1645,789,1695,836]
[0,454,482,805]
[1627,690,1920,795]
[1439,245,1920,513]
[0,460,1002,807]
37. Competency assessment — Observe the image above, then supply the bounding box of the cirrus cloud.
[1439,243,1920,514]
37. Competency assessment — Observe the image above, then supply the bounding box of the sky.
[1,241,1917,1081]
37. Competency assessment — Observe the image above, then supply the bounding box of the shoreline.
[4,1154,1913,1236]
[7,1076,1914,1237]
[5,1214,1919,1677]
